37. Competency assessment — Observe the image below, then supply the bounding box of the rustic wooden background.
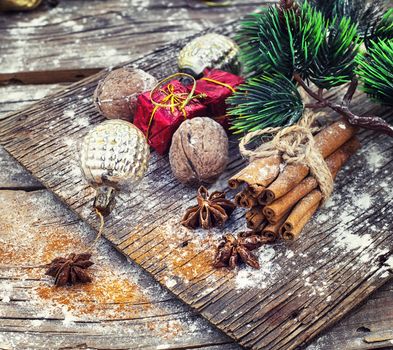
[1,1,393,349]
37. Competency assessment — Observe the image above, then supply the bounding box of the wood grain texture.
[0,84,69,189]
[0,189,239,350]
[1,90,393,349]
[0,84,68,116]
[0,0,271,83]
[0,189,392,350]
[1,22,393,350]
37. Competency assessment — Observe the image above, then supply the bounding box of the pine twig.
[343,78,358,106]
[294,74,393,137]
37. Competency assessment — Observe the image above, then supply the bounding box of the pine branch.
[227,74,304,134]
[231,1,393,136]
[356,38,393,106]
[236,1,326,79]
[309,16,360,89]
[304,0,386,38]
[365,8,393,47]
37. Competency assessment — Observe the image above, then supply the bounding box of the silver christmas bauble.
[178,33,241,78]
[80,120,150,214]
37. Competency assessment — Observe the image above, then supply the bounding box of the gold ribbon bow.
[146,72,237,139]
[147,73,205,139]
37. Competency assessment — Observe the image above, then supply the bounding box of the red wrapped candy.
[134,77,207,155]
[195,69,245,120]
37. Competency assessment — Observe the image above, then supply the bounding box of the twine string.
[239,110,334,201]
[87,208,105,251]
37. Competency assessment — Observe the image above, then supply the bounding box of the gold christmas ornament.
[80,120,150,214]
[94,68,157,121]
[0,0,41,11]
[178,33,241,79]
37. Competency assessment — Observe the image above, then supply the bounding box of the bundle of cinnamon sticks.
[229,119,360,241]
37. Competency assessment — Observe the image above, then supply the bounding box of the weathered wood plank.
[0,97,392,348]
[0,147,42,189]
[0,84,69,189]
[0,84,68,116]
[0,189,239,350]
[1,187,393,349]
[1,24,393,350]
[0,0,271,83]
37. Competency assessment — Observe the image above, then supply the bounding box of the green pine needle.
[227,74,304,134]
[365,8,393,46]
[304,0,386,38]
[309,16,360,89]
[356,39,393,106]
[236,1,326,79]
[230,0,393,134]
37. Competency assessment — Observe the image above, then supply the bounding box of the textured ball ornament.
[80,120,150,214]
[169,117,229,185]
[94,68,157,121]
[178,33,241,79]
[0,0,41,11]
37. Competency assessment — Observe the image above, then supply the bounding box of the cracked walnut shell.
[169,117,229,185]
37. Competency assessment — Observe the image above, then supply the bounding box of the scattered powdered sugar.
[259,164,276,179]
[353,193,373,210]
[164,278,178,288]
[364,145,385,169]
[63,109,75,118]
[235,246,279,289]
[335,232,373,252]
[380,271,390,278]
[384,256,393,269]
[0,284,13,303]
[0,189,226,349]
[285,249,295,259]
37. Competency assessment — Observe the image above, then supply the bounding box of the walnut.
[94,68,157,121]
[169,117,229,185]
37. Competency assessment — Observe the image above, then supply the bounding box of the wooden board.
[0,0,271,83]
[2,84,393,350]
[1,25,393,350]
[0,189,241,350]
[1,191,393,350]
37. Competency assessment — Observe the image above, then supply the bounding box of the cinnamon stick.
[263,176,317,224]
[234,191,246,207]
[280,190,322,241]
[259,163,309,205]
[279,137,360,240]
[262,210,290,241]
[228,155,281,189]
[258,119,357,204]
[247,183,265,198]
[246,206,266,230]
[281,203,319,241]
[263,137,360,223]
[242,188,259,208]
[235,188,258,208]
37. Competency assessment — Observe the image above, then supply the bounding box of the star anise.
[213,232,272,270]
[45,253,94,287]
[181,186,236,229]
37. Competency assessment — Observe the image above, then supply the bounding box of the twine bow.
[239,110,334,201]
[147,73,205,138]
